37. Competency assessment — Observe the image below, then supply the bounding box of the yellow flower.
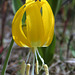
[12,1,55,74]
[12,0,54,47]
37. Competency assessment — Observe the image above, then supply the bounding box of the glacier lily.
[12,0,54,74]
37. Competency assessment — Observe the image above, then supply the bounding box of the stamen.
[26,50,31,63]
[36,49,45,71]
[26,64,30,75]
[37,50,44,64]
[31,54,35,75]
[35,50,37,60]
[43,64,49,75]
[36,60,39,74]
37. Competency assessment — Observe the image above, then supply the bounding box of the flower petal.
[46,26,54,46]
[26,0,34,3]
[26,2,44,47]
[41,0,54,46]
[12,2,35,47]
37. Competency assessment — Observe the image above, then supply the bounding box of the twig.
[65,58,75,64]
[49,60,61,70]
[60,8,71,45]
[1,0,8,46]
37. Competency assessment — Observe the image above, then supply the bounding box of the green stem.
[1,38,14,75]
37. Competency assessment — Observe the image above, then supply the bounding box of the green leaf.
[38,34,56,65]
[12,0,23,14]
[12,0,26,24]
[48,0,62,16]
[45,34,56,65]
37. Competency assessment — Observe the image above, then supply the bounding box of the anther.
[36,60,39,74]
[26,64,30,75]
[43,64,49,75]
[20,61,26,75]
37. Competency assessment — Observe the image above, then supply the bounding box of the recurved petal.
[12,3,33,47]
[41,0,54,46]
[26,2,44,47]
[45,1,55,46]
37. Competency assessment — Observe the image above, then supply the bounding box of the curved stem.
[1,39,14,75]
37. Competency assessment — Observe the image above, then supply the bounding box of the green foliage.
[48,0,62,16]
[12,0,23,14]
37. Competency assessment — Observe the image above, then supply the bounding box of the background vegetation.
[0,0,75,75]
